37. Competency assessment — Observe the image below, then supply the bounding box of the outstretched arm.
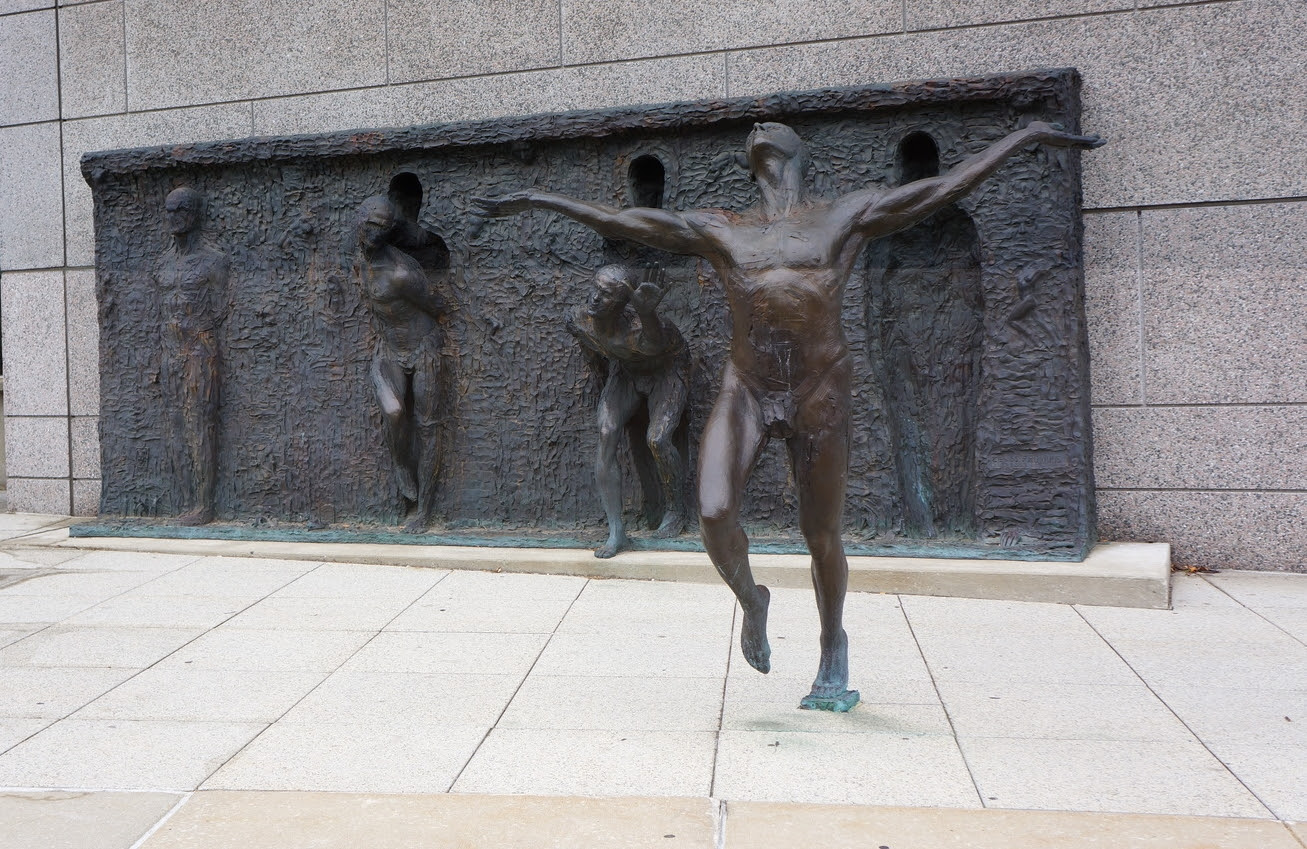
[472,191,716,258]
[852,122,1104,239]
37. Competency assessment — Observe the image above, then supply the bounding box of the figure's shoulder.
[683,207,737,231]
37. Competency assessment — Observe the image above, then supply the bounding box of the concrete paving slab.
[910,624,1139,686]
[139,791,716,849]
[0,666,137,719]
[558,579,736,637]
[0,717,49,751]
[0,627,41,649]
[0,593,100,624]
[1209,571,1307,609]
[61,594,246,629]
[151,628,373,673]
[0,718,264,790]
[0,568,162,597]
[0,790,182,849]
[0,625,203,668]
[56,550,199,572]
[1170,574,1244,608]
[532,630,731,679]
[1111,637,1307,691]
[1149,685,1307,747]
[1205,742,1307,821]
[272,561,447,598]
[936,681,1194,742]
[74,667,327,723]
[219,594,416,631]
[202,722,489,793]
[131,557,315,598]
[453,728,717,797]
[278,671,522,727]
[960,737,1271,818]
[1079,604,1299,646]
[724,802,1306,848]
[722,677,950,735]
[1261,607,1307,643]
[714,730,979,807]
[498,674,725,732]
[339,630,547,677]
[1288,821,1307,846]
[387,570,585,633]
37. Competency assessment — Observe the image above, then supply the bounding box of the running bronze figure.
[474,120,1103,710]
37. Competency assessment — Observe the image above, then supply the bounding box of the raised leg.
[698,365,771,673]
[595,369,641,558]
[645,368,690,538]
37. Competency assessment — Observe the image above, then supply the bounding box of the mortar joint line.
[898,595,987,807]
[709,600,739,798]
[127,791,193,849]
[1200,574,1307,651]
[713,796,728,849]
[1071,603,1281,819]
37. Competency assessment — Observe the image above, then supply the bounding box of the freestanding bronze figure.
[158,186,228,526]
[478,119,1103,710]
[354,196,448,533]
[569,264,691,558]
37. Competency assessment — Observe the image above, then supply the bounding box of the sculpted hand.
[1026,120,1106,149]
[470,191,537,217]
[630,265,667,314]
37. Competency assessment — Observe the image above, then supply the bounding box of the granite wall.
[0,0,1302,569]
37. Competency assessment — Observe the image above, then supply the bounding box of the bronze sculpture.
[354,195,448,533]
[158,186,228,526]
[568,264,691,558]
[474,120,1103,710]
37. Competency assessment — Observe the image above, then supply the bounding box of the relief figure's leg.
[407,346,442,533]
[178,338,220,526]
[645,367,689,538]
[370,353,418,504]
[595,367,641,558]
[699,365,771,673]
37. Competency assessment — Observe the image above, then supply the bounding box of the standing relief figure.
[158,186,228,526]
[354,196,448,533]
[475,120,1103,711]
[568,264,691,558]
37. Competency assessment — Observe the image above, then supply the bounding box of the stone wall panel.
[388,0,560,83]
[0,121,64,270]
[1,269,68,416]
[1083,212,1140,405]
[57,0,126,119]
[0,9,57,126]
[5,477,70,514]
[4,415,68,477]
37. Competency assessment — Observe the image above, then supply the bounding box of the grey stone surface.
[4,415,69,477]
[70,415,98,478]
[727,0,1307,208]
[560,0,901,64]
[0,121,64,270]
[388,0,559,83]
[64,268,100,416]
[390,53,728,127]
[72,478,101,516]
[0,10,58,125]
[0,1,53,13]
[1082,212,1141,405]
[907,0,1131,29]
[1,270,68,415]
[0,790,181,849]
[57,0,125,118]
[252,87,395,137]
[1141,202,1307,404]
[1098,491,1307,572]
[1093,406,1307,490]
[123,0,385,111]
[61,103,253,265]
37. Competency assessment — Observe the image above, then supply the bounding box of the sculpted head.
[587,264,633,318]
[355,195,397,252]
[745,122,808,184]
[164,186,204,236]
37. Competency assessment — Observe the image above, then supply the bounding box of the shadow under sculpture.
[159,186,228,526]
[474,119,1103,711]
[568,264,691,558]
[354,196,448,533]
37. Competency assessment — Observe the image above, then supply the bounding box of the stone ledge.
[42,527,1171,609]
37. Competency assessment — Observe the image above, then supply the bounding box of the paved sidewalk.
[0,513,1304,848]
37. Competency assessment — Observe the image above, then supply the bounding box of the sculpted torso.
[362,245,441,357]
[159,247,227,337]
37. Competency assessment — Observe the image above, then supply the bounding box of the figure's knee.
[800,518,844,563]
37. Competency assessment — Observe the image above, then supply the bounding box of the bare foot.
[652,511,687,539]
[808,628,849,698]
[740,584,771,674]
[401,515,428,534]
[177,507,213,527]
[594,530,630,559]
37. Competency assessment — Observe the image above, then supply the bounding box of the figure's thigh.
[790,368,853,538]
[411,347,442,422]
[698,367,767,520]
[370,353,407,417]
[645,370,688,443]
[598,368,641,438]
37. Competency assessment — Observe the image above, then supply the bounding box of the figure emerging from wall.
[475,119,1102,711]
[158,186,228,526]
[568,264,691,558]
[354,195,448,533]
[865,132,984,539]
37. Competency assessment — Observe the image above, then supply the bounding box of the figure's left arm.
[853,122,1104,239]
[629,266,671,351]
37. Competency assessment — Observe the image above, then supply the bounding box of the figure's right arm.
[472,190,716,258]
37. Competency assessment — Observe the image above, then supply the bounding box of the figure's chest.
[367,264,417,304]
[728,220,829,270]
[163,255,212,290]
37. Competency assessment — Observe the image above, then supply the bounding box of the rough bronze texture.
[83,68,1097,561]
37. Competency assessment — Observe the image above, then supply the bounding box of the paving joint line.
[127,790,193,849]
[1200,574,1307,650]
[708,601,738,798]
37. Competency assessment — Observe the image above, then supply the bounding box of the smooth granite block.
[1109,636,1307,692]
[1141,202,1307,403]
[70,415,98,478]
[273,561,446,599]
[1082,211,1141,405]
[1150,685,1307,748]
[0,790,181,849]
[123,0,385,111]
[338,631,547,677]
[558,579,735,637]
[1093,406,1307,490]
[65,268,101,415]
[0,665,137,719]
[57,0,126,118]
[251,86,396,137]
[907,0,1131,29]
[75,667,327,723]
[152,628,371,673]
[1204,742,1307,821]
[935,681,1193,742]
[0,270,66,415]
[61,103,253,265]
[4,415,69,477]
[0,10,58,125]
[0,121,64,270]
[1097,490,1306,572]
[561,0,900,64]
[5,477,70,515]
[0,624,201,668]
[388,0,559,83]
[498,674,726,732]
[1078,605,1297,648]
[72,478,101,516]
[391,53,728,127]
[0,0,52,12]
[726,0,1307,208]
[279,671,523,727]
